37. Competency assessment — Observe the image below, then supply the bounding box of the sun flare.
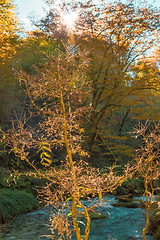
[61,11,78,29]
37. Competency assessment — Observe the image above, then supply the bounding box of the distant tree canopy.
[0,0,20,61]
[0,0,159,162]
[36,0,160,155]
[0,0,21,125]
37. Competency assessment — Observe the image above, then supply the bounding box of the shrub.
[0,189,39,223]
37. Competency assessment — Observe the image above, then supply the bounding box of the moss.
[81,213,109,221]
[0,170,49,198]
[111,202,142,208]
[0,189,39,223]
[115,195,133,202]
[89,213,109,220]
[112,195,145,208]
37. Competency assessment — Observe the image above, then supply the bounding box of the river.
[2,195,153,240]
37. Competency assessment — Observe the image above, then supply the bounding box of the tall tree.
[76,0,160,151]
[0,0,20,125]
[0,0,19,61]
[27,0,160,154]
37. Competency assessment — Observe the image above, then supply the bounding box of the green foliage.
[0,174,29,190]
[0,0,21,125]
[0,189,39,223]
[123,178,145,195]
[0,169,49,199]
[0,32,62,130]
[15,33,63,74]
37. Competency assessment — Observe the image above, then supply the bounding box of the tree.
[0,0,20,125]
[0,0,19,62]
[14,30,63,73]
[35,0,160,156]
[0,48,130,239]
[132,121,160,240]
[77,0,160,151]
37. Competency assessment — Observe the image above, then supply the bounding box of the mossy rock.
[113,185,129,195]
[81,213,109,221]
[115,194,134,203]
[112,199,145,208]
[111,202,142,208]
[89,213,109,220]
[0,189,39,223]
[113,195,145,208]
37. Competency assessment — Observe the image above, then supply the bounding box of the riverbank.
[0,167,159,239]
[1,195,154,240]
[0,167,49,224]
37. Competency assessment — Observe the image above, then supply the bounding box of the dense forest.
[0,0,160,240]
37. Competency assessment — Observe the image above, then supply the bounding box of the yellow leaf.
[41,157,52,167]
[80,151,86,156]
[98,192,102,200]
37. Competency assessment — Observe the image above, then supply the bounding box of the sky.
[14,0,46,31]
[14,0,160,31]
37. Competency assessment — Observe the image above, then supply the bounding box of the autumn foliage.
[0,1,160,240]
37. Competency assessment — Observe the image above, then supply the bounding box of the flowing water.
[2,195,153,240]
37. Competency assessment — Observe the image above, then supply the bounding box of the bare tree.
[0,49,130,239]
[132,121,160,240]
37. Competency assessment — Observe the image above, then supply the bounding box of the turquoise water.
[2,195,153,240]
